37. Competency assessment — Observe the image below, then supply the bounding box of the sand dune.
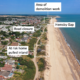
[44,18,80,80]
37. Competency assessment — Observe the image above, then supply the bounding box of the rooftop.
[1,64,12,71]
[10,42,18,46]
[0,77,3,80]
[0,71,10,77]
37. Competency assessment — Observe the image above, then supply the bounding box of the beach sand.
[44,18,80,80]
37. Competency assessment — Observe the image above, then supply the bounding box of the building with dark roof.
[21,37,29,42]
[0,71,10,79]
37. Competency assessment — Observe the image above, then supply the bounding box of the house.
[1,27,8,32]
[8,55,21,58]
[27,31,35,34]
[29,34,33,37]
[4,21,13,25]
[20,22,28,25]
[5,58,15,68]
[17,19,25,21]
[1,64,12,72]
[34,28,40,31]
[21,37,29,42]
[23,34,28,37]
[0,71,13,79]
[37,48,41,52]
[8,42,21,57]
[16,38,21,42]
[39,78,42,80]
[5,38,10,41]
[29,51,33,55]
[0,76,4,80]
[0,56,7,59]
[10,42,19,46]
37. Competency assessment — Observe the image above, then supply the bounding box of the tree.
[0,59,5,67]
[20,42,26,45]
[16,65,19,69]
[1,37,5,40]
[15,32,21,37]
[33,30,41,37]
[2,49,6,52]
[11,36,15,40]
[1,41,8,45]
[0,22,2,25]
[38,58,46,71]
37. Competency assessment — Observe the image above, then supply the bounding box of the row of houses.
[21,19,41,25]
[0,16,42,25]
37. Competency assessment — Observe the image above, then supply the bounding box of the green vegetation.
[27,55,34,58]
[6,26,11,29]
[45,18,50,24]
[38,58,46,71]
[0,62,5,67]
[37,51,45,56]
[2,49,7,52]
[33,30,41,37]
[0,17,6,21]
[0,22,2,24]
[39,45,45,50]
[8,57,36,80]
[20,42,26,45]
[38,40,41,44]
[42,33,47,40]
[9,32,21,38]
[0,31,10,38]
[40,32,47,44]
[15,58,35,80]
[1,37,5,40]
[18,58,34,69]
[14,71,21,75]
[11,36,15,40]
[0,52,5,55]
[16,65,19,69]
[0,59,5,67]
[28,38,37,50]
[1,41,8,45]
[44,28,47,32]
[37,45,45,56]
[21,32,25,36]
[45,18,49,20]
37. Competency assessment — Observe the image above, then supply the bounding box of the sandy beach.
[44,18,80,80]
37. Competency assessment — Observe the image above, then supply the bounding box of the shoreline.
[55,15,80,64]
[59,29,80,65]
[58,27,80,75]
[44,17,80,80]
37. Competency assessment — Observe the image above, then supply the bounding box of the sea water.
[56,14,80,64]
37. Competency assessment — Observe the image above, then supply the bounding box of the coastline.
[58,27,80,75]
[44,17,80,80]
[56,15,80,64]
[59,29,80,65]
